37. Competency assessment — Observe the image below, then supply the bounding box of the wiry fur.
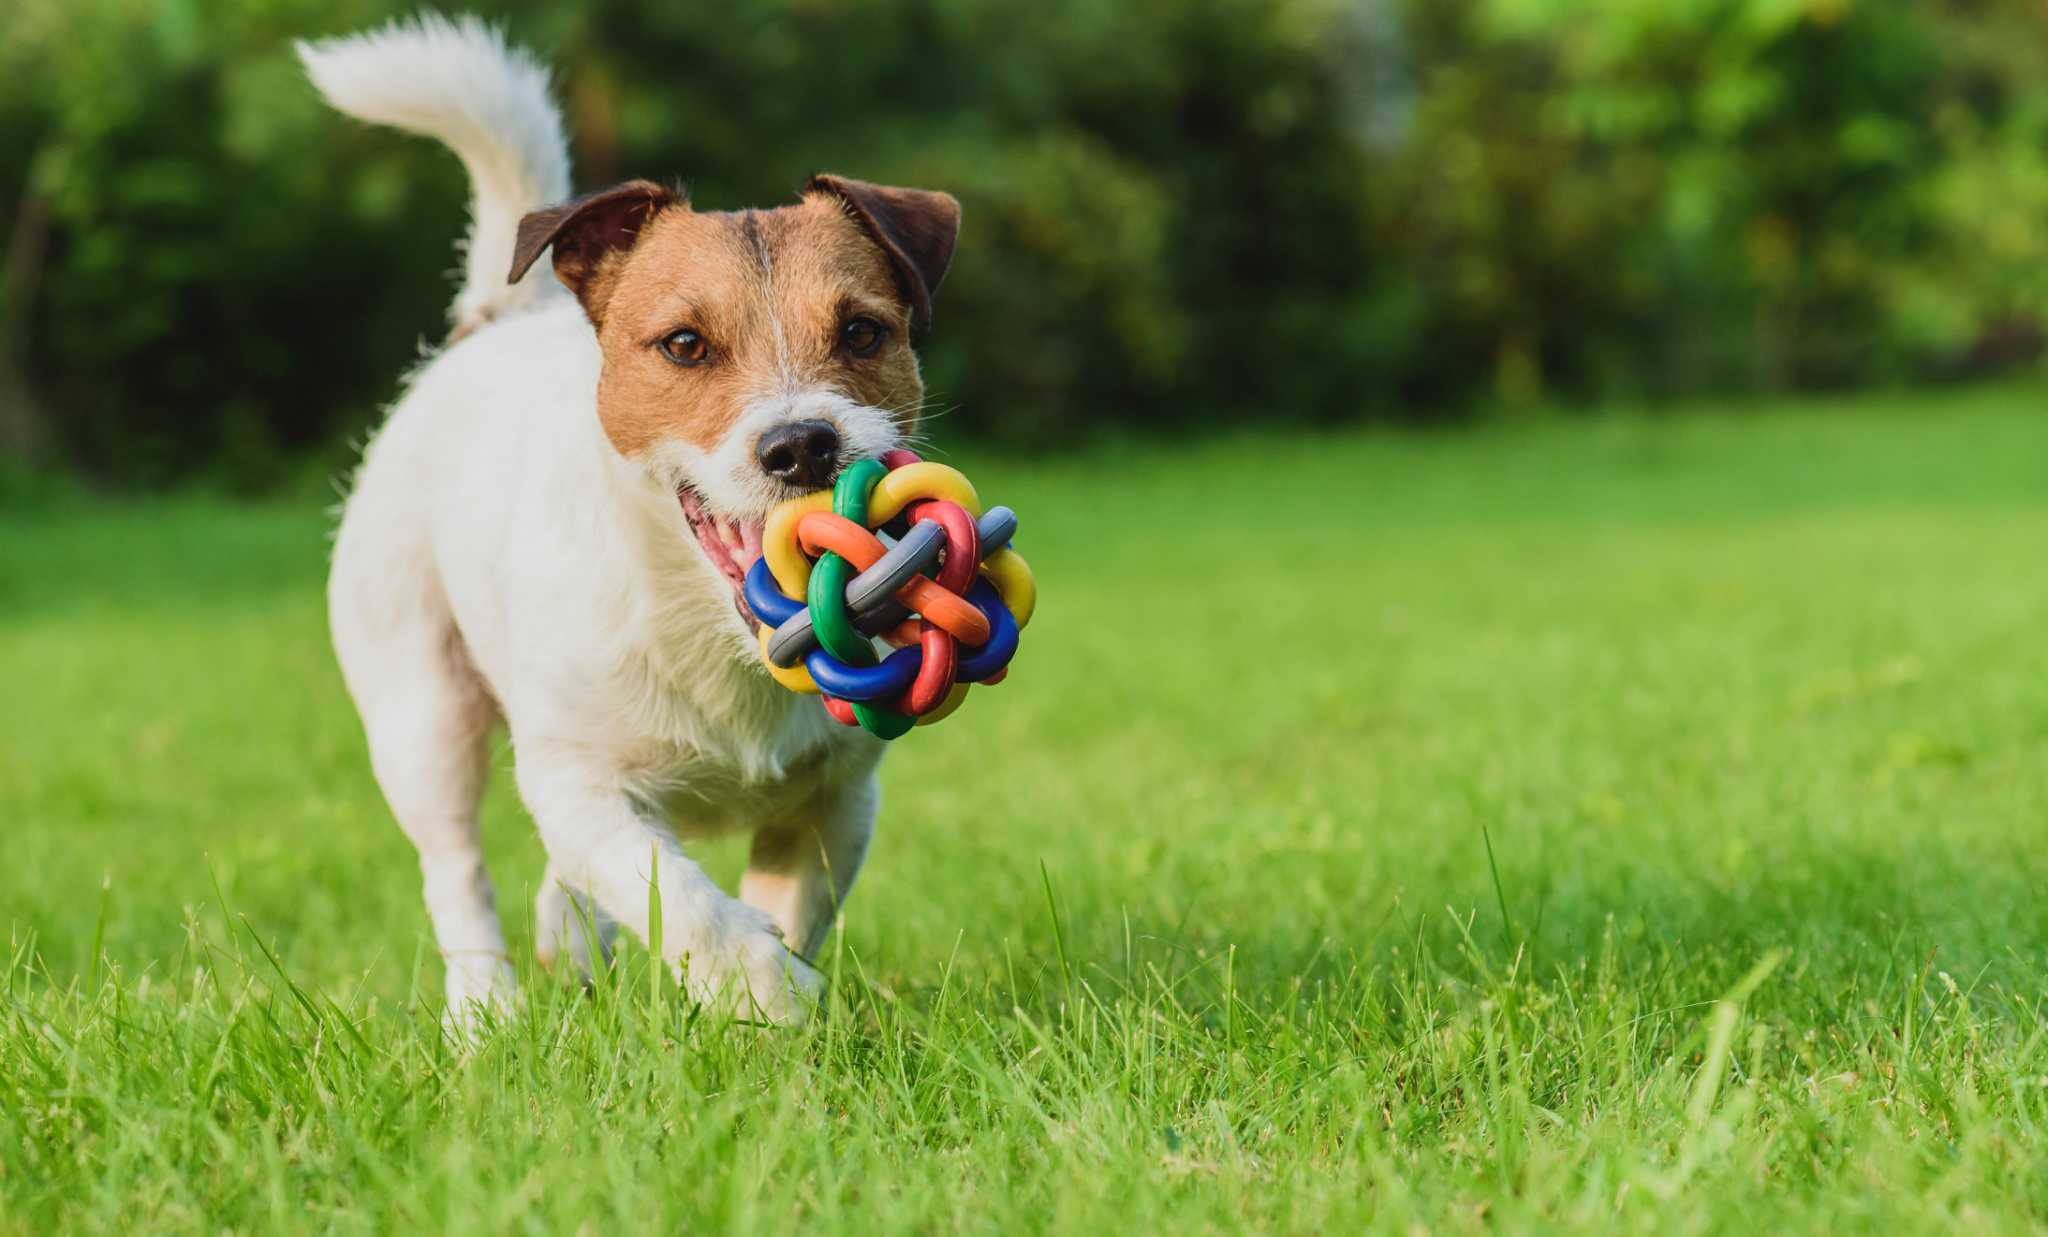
[301,18,961,1026]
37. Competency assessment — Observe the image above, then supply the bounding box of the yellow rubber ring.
[867,462,982,525]
[980,548,1036,628]
[756,624,820,694]
[764,490,833,599]
[914,681,972,726]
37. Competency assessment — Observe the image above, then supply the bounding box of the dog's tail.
[297,14,572,338]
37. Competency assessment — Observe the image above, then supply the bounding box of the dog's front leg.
[515,751,822,1023]
[533,861,616,981]
[741,774,880,959]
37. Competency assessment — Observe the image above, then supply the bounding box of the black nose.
[756,419,841,489]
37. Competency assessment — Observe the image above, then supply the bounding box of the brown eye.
[841,316,886,358]
[659,329,710,367]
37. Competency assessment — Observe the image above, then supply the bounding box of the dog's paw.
[534,880,613,983]
[441,954,518,1040]
[682,904,823,1026]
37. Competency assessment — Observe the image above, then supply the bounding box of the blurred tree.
[4,0,491,487]
[1,0,2044,487]
[1383,0,2048,403]
[577,0,1382,439]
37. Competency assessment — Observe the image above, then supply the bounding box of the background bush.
[2,0,2045,487]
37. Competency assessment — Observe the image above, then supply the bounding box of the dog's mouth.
[678,487,766,628]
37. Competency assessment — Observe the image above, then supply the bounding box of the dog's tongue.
[678,488,764,592]
[694,518,740,584]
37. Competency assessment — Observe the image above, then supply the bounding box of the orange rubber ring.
[903,586,989,647]
[794,511,888,571]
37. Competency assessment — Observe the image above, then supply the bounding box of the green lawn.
[3,385,2047,1233]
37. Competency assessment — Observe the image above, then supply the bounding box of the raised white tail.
[297,14,572,336]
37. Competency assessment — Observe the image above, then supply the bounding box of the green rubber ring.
[812,458,912,738]
[852,700,915,739]
[810,458,886,662]
[832,456,887,525]
[807,554,867,664]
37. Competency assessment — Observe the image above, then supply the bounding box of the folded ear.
[509,180,680,322]
[805,174,961,330]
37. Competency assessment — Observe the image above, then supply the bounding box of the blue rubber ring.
[744,557,804,627]
[955,579,1021,682]
[804,644,921,701]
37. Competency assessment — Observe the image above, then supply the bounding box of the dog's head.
[508,174,960,626]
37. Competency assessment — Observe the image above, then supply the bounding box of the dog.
[298,15,960,1025]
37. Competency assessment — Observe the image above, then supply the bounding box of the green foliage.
[1380,0,2048,401]
[3,0,2047,485]
[4,389,2048,1227]
[3,0,481,487]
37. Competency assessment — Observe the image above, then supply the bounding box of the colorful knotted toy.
[744,449,1037,739]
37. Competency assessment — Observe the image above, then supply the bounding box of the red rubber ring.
[906,498,979,596]
[879,448,922,470]
[904,622,957,714]
[823,696,858,726]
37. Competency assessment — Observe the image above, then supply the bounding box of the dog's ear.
[805,174,961,331]
[509,180,680,321]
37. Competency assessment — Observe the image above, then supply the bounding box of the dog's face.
[509,176,960,627]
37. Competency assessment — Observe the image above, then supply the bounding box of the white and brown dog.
[299,16,960,1025]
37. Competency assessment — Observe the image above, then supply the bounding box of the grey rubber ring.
[767,597,912,668]
[976,506,1019,555]
[846,520,948,613]
[764,506,1023,668]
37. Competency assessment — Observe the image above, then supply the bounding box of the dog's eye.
[659,329,710,367]
[840,316,886,358]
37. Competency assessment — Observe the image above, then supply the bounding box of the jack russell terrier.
[299,15,961,1025]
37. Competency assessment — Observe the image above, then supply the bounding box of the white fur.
[309,20,892,1026]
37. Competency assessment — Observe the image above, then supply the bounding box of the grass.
[3,382,2047,1232]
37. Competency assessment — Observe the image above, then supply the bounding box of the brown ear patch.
[508,179,681,321]
[804,174,960,330]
